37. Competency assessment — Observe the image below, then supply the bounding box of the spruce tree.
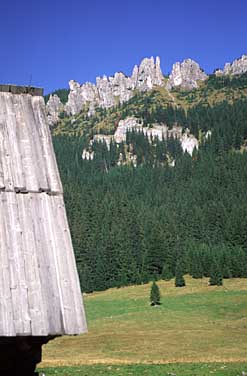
[191,253,204,279]
[53,114,247,294]
[209,258,223,286]
[161,264,173,281]
[175,259,186,287]
[150,281,161,306]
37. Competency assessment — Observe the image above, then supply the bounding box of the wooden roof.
[0,88,87,336]
[0,91,62,193]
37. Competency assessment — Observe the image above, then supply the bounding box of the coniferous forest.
[53,96,247,293]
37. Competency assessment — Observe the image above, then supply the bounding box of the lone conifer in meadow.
[175,259,186,287]
[150,281,161,306]
[209,258,223,286]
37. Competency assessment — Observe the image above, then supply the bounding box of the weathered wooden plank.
[14,94,38,192]
[0,94,5,189]
[0,115,5,189]
[20,95,49,191]
[0,91,53,192]
[40,193,66,333]
[47,195,82,334]
[1,94,21,190]
[17,194,48,335]
[31,96,63,194]
[0,198,86,336]
[0,89,86,336]
[32,193,63,334]
[2,192,31,335]
[15,95,42,192]
[4,94,26,191]
[0,193,15,336]
[0,94,14,191]
[52,195,87,334]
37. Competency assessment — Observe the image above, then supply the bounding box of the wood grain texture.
[0,92,62,193]
[0,90,87,336]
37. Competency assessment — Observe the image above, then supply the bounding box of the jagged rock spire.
[46,94,64,126]
[215,54,247,76]
[47,53,247,124]
[134,56,164,90]
[64,56,164,116]
[167,59,208,90]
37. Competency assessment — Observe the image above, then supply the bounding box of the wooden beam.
[0,85,43,96]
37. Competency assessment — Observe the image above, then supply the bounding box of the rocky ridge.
[216,55,247,76]
[46,94,65,126]
[47,56,207,123]
[166,59,208,90]
[46,53,247,125]
[66,56,164,114]
[46,56,164,121]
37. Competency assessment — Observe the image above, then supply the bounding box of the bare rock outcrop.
[64,56,164,118]
[135,56,164,91]
[65,80,98,116]
[114,118,198,155]
[46,94,64,126]
[167,59,208,90]
[181,130,199,155]
[83,117,198,160]
[46,53,247,125]
[114,117,143,143]
[215,55,247,76]
[48,56,207,124]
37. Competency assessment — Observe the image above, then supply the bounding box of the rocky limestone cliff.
[65,56,164,116]
[64,80,98,116]
[46,57,164,122]
[134,56,164,90]
[46,53,247,125]
[82,116,198,163]
[167,59,208,90]
[46,94,64,126]
[215,55,247,76]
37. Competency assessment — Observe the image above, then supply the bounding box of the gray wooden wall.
[0,90,87,336]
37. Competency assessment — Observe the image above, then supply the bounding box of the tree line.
[53,128,247,292]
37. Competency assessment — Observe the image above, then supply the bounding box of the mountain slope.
[47,54,247,139]
[48,54,247,293]
[53,135,247,292]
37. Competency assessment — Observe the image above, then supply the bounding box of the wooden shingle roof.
[0,88,62,193]
[0,86,87,336]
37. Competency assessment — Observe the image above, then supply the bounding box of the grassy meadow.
[39,276,247,375]
[39,363,247,376]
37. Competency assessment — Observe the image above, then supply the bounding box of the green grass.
[41,277,247,367]
[39,362,247,376]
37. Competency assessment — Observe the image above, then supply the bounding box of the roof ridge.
[0,84,43,96]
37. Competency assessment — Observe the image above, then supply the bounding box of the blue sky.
[1,0,247,94]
